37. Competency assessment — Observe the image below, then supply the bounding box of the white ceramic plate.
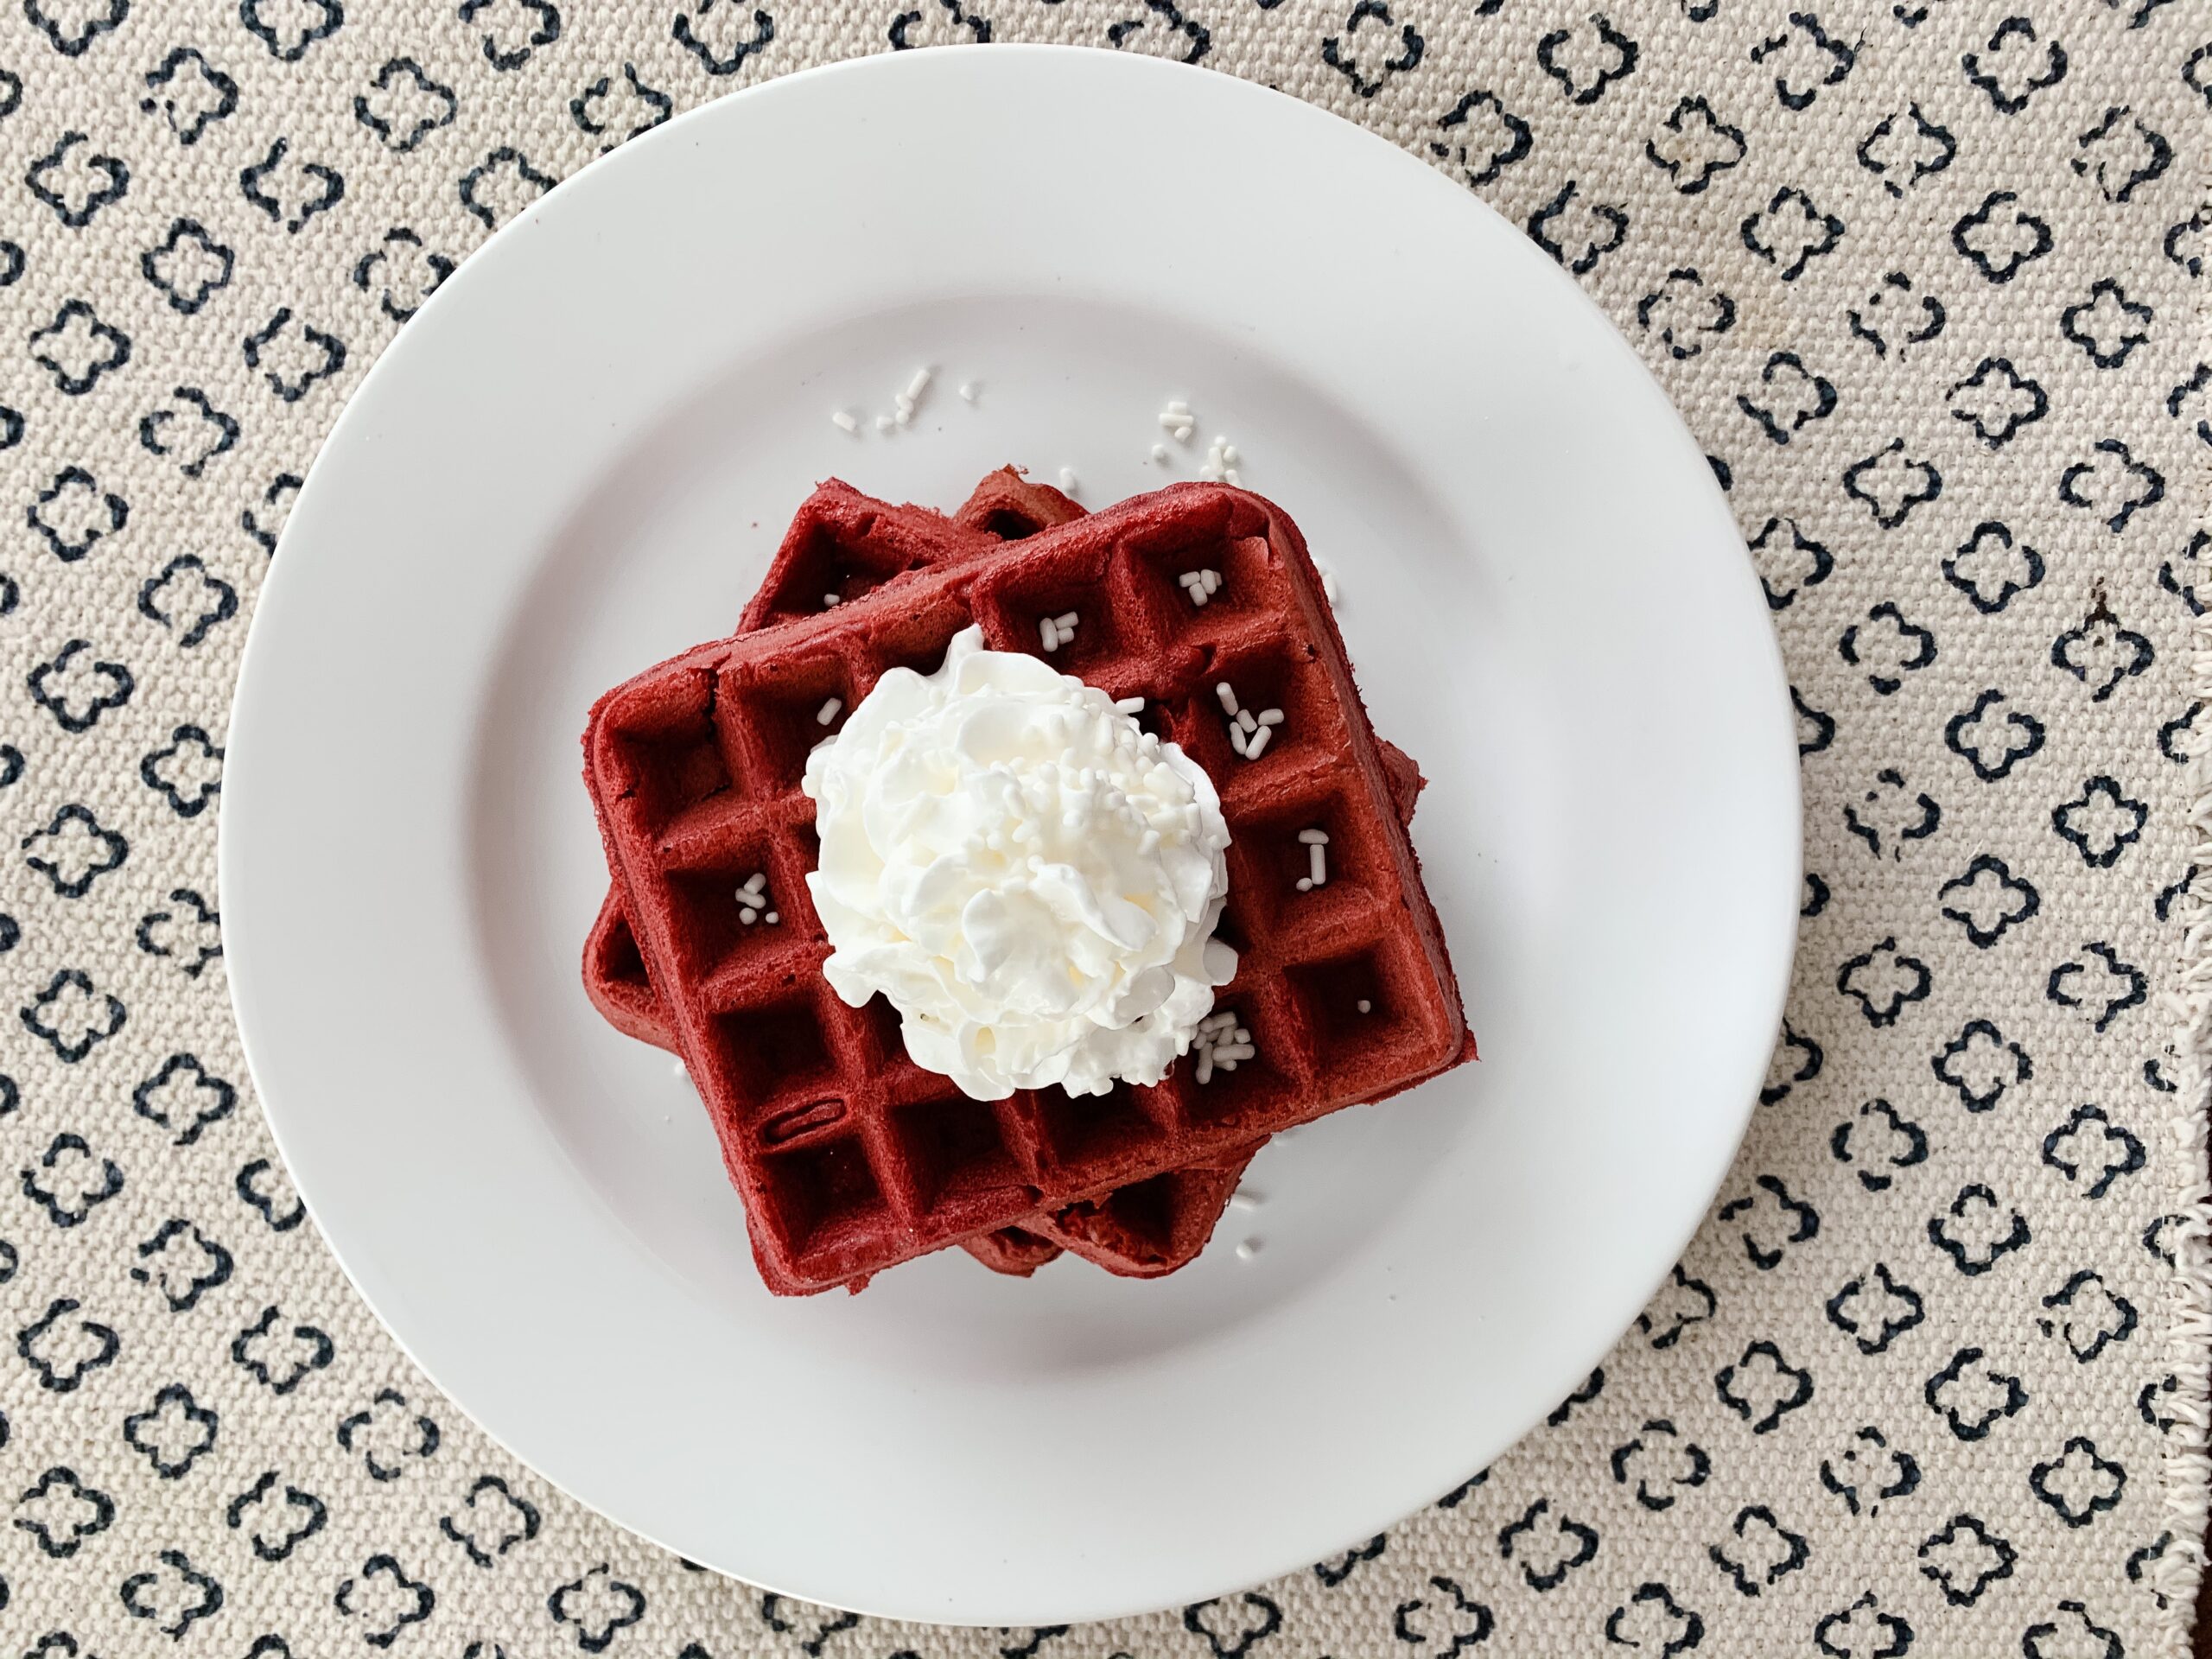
[223,47,1798,1626]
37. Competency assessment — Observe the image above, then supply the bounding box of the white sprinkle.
[823,592,841,607]
[830,410,859,434]
[893,405,912,427]
[1296,876,1313,892]
[1039,618,1060,652]
[1313,556,1341,604]
[1215,1042,1255,1062]
[739,907,758,925]
[1152,443,1169,463]
[1228,722,1250,758]
[1222,444,1239,465]
[671,1058,688,1078]
[1164,398,1192,416]
[1256,708,1283,726]
[1214,682,1240,715]
[958,382,977,403]
[1196,1050,1214,1085]
[1246,725,1272,760]
[1055,611,1077,630]
[1174,423,1194,442]
[1307,842,1327,887]
[1233,1027,1249,1044]
[1138,830,1160,855]
[875,414,894,432]
[1357,999,1373,1014]
[1115,696,1145,714]
[906,367,931,400]
[1236,709,1258,734]
[816,697,842,726]
[1236,1238,1259,1261]
[1229,1189,1262,1211]
[1058,467,1077,493]
[741,872,767,895]
[764,911,779,925]
[1200,568,1221,595]
[1298,828,1330,844]
[1217,1056,1240,1071]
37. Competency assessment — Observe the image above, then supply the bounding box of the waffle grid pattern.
[587,483,1465,1290]
[582,471,1280,1281]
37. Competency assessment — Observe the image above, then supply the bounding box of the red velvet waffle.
[584,470,1262,1279]
[586,880,1265,1279]
[584,480,1472,1294]
[583,474,1433,1281]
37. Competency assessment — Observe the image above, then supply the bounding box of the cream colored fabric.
[2,2,2205,1653]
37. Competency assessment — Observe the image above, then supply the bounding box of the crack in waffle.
[584,478,1472,1294]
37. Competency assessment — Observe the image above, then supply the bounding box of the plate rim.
[221,43,1801,1624]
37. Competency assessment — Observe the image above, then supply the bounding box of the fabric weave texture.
[0,1,2207,1655]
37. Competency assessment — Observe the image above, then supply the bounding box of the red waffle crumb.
[584,479,1473,1294]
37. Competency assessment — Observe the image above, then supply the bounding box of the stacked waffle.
[582,470,1471,1294]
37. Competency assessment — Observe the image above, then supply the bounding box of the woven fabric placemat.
[2,1,2207,1653]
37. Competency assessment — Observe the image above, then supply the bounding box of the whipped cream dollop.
[801,626,1236,1100]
